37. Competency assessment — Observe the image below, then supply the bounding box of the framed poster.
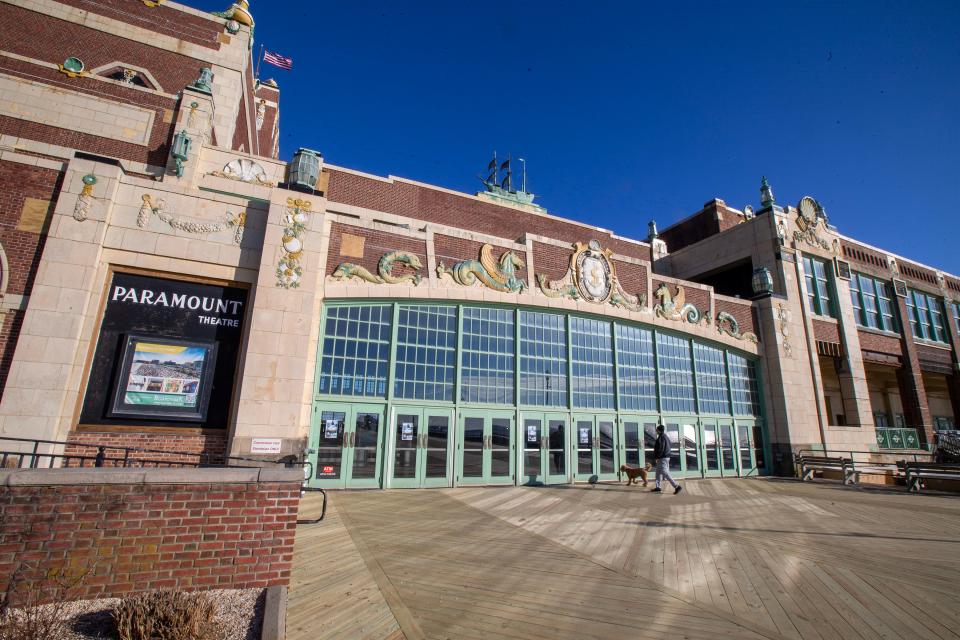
[109,334,218,421]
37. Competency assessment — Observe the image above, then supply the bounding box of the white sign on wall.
[250,438,282,454]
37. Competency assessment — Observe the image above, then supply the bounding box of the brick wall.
[0,159,64,397]
[858,330,902,356]
[0,467,301,606]
[55,0,224,49]
[613,259,647,299]
[812,319,841,344]
[64,431,228,466]
[326,222,427,280]
[326,169,650,260]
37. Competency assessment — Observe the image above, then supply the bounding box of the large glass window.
[570,317,614,409]
[729,353,761,416]
[318,303,763,421]
[694,343,730,415]
[850,273,898,332]
[953,302,960,335]
[656,332,695,413]
[393,305,456,401]
[519,311,568,407]
[802,255,833,317]
[460,307,514,404]
[318,305,392,397]
[906,289,948,343]
[615,324,657,412]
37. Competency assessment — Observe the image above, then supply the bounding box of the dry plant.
[113,590,219,640]
[0,561,91,640]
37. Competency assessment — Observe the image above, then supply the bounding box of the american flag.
[263,50,292,70]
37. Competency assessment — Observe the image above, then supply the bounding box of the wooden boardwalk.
[288,478,960,640]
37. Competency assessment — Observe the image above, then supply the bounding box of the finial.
[648,220,658,240]
[760,176,775,208]
[215,1,253,27]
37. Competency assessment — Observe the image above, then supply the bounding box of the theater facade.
[0,0,957,486]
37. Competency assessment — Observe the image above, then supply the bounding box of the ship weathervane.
[478,152,544,211]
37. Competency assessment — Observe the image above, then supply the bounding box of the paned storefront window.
[802,255,834,317]
[394,305,457,401]
[460,307,515,404]
[728,353,761,416]
[519,311,568,407]
[849,273,898,332]
[570,317,615,409]
[656,332,695,413]
[906,289,948,343]
[694,343,730,415]
[615,324,656,412]
[318,305,392,397]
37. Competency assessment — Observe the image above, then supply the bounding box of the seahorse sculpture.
[654,283,701,324]
[437,244,526,293]
[716,311,758,343]
[332,250,423,285]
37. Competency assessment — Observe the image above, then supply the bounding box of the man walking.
[651,424,682,494]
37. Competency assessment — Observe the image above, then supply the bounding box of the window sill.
[856,326,901,339]
[913,339,952,350]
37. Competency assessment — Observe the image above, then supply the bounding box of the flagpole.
[255,44,264,80]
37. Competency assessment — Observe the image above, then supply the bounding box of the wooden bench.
[798,455,854,484]
[904,462,960,492]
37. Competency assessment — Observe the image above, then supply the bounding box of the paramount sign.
[111,285,244,328]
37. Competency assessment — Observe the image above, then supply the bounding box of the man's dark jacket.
[653,431,670,461]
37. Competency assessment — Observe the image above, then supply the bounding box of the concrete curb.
[0,466,303,486]
[261,584,287,640]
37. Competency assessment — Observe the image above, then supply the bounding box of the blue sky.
[193,1,959,273]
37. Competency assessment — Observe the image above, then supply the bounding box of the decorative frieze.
[537,240,645,312]
[716,311,758,343]
[72,175,97,222]
[333,251,423,286]
[276,198,310,289]
[209,158,274,186]
[653,283,703,324]
[137,194,245,244]
[437,244,525,293]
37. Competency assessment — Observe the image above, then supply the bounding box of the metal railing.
[875,428,923,450]
[0,436,327,523]
[796,447,930,465]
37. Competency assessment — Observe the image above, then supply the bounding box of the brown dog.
[621,463,652,487]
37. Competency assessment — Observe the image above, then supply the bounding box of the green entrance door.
[311,403,385,488]
[620,416,658,480]
[736,420,759,476]
[391,407,454,488]
[457,411,515,485]
[573,414,618,482]
[661,418,700,478]
[718,420,737,476]
[700,419,722,477]
[521,413,568,485]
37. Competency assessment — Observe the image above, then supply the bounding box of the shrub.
[113,590,219,640]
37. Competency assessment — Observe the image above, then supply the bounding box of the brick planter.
[0,467,302,606]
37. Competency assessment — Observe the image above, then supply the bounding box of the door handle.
[350,432,356,448]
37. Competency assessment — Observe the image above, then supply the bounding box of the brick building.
[0,0,956,485]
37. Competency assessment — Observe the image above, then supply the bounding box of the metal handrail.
[0,436,302,470]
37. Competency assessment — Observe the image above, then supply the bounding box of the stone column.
[0,157,122,449]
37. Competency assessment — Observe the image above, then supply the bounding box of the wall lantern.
[287,148,322,192]
[171,130,192,178]
[751,267,774,298]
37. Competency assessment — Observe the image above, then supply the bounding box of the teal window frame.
[314,301,765,423]
[393,304,457,401]
[569,316,615,410]
[460,306,515,404]
[849,272,898,332]
[802,255,834,318]
[906,289,948,343]
[952,302,960,336]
